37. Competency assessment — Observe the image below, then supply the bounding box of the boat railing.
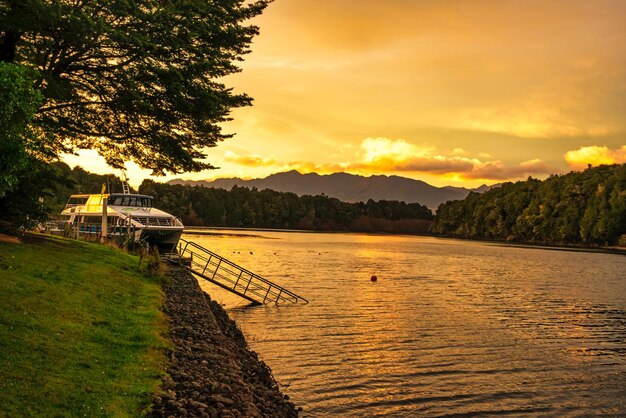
[45,220,137,240]
[168,238,308,306]
[132,216,182,227]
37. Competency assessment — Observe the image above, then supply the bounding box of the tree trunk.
[0,31,21,63]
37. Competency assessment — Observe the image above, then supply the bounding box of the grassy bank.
[0,234,168,416]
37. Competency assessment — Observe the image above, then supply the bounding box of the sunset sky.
[63,0,626,188]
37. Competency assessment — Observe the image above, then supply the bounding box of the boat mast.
[121,171,131,195]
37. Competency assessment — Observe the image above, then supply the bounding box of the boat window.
[107,195,153,207]
[66,196,88,207]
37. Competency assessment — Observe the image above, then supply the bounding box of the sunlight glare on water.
[185,230,626,417]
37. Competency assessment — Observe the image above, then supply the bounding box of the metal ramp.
[168,238,308,306]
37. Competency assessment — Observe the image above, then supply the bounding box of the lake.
[184,230,626,417]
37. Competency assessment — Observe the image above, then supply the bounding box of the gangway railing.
[168,238,308,306]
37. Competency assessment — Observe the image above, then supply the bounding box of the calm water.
[185,230,626,417]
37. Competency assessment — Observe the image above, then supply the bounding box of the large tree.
[0,0,270,174]
[0,61,41,198]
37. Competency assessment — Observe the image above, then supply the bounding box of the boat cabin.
[107,193,153,208]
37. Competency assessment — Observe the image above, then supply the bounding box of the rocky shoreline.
[151,265,299,417]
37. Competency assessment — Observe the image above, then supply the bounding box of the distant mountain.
[168,171,494,209]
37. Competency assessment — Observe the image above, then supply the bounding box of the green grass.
[0,234,168,417]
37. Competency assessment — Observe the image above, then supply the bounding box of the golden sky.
[63,0,626,188]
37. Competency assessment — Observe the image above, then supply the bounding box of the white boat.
[58,190,184,249]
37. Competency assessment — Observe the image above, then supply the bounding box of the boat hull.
[140,228,184,250]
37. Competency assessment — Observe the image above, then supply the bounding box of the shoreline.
[183,226,626,256]
[151,264,299,417]
[183,225,432,239]
[430,234,626,256]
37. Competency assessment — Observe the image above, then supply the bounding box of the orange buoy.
[370,275,378,282]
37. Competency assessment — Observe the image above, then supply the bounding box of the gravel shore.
[151,265,299,418]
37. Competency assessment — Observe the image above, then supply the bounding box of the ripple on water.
[188,231,626,417]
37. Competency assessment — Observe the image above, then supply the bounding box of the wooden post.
[101,195,108,243]
[75,210,80,239]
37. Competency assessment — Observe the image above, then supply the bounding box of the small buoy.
[249,251,253,255]
[370,275,378,282]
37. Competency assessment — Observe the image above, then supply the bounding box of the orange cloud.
[223,138,558,182]
[565,145,626,170]
[279,160,347,173]
[223,151,347,173]
[463,159,556,180]
[223,151,276,167]
[241,0,626,144]
[350,138,473,173]
[350,138,556,180]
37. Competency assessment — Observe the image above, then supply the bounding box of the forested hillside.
[170,170,474,209]
[139,180,433,234]
[431,164,626,246]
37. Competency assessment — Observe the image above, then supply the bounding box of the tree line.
[431,164,626,246]
[138,180,434,234]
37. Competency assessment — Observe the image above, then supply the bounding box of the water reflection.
[187,231,626,417]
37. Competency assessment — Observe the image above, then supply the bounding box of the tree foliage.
[0,160,69,230]
[431,164,626,246]
[46,162,127,211]
[0,0,270,174]
[0,61,41,198]
[0,160,125,230]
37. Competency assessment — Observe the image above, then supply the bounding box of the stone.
[210,394,235,407]
[150,266,299,418]
[189,400,209,410]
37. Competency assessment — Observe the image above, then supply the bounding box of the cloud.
[223,151,347,173]
[463,159,557,180]
[565,145,626,170]
[451,148,468,156]
[244,0,626,141]
[279,161,348,173]
[349,138,557,180]
[349,138,474,174]
[222,138,558,182]
[223,151,276,167]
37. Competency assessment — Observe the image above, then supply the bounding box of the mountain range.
[168,171,494,209]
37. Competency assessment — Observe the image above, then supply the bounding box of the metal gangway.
[168,238,308,306]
